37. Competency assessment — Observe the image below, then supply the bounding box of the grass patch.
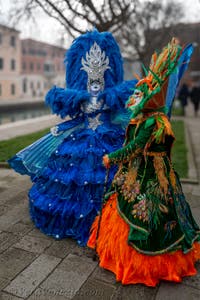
[0,120,188,178]
[171,107,184,116]
[171,99,184,116]
[171,120,188,178]
[0,128,49,162]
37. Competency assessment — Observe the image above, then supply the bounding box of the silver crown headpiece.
[81,42,110,91]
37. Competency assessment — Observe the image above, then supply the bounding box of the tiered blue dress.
[9,81,136,245]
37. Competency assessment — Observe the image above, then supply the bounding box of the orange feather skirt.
[87,194,200,287]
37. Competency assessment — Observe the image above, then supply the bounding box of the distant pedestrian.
[190,84,200,117]
[178,83,190,116]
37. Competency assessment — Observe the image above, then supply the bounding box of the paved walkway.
[0,115,60,141]
[0,105,200,299]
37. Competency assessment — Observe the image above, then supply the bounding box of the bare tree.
[10,0,185,65]
[116,0,185,65]
[10,0,136,38]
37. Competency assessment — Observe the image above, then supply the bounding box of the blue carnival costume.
[8,30,137,245]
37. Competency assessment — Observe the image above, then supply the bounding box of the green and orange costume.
[88,39,200,286]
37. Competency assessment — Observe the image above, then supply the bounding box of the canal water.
[0,101,51,125]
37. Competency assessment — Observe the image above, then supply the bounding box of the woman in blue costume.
[8,29,137,245]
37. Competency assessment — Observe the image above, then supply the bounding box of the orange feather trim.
[136,78,154,90]
[88,194,200,287]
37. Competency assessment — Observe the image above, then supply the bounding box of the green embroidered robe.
[107,112,200,255]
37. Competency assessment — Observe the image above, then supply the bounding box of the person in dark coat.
[178,83,190,116]
[190,84,200,117]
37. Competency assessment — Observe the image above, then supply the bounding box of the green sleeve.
[108,117,155,164]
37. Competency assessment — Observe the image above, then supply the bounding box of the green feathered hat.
[127,38,182,118]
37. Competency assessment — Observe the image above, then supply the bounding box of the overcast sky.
[1,0,200,48]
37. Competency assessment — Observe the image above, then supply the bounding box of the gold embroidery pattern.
[153,156,168,196]
[131,194,149,222]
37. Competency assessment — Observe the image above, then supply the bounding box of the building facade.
[0,25,21,101]
[21,39,66,99]
[0,25,67,102]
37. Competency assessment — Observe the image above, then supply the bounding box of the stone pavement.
[0,105,200,299]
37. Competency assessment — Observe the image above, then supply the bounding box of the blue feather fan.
[166,44,193,118]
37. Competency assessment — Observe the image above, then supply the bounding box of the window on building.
[23,78,27,93]
[38,50,46,56]
[37,81,41,89]
[10,36,16,47]
[30,81,34,89]
[11,59,16,70]
[29,48,35,55]
[0,84,2,96]
[0,33,2,44]
[37,63,40,70]
[44,63,55,74]
[30,62,34,71]
[44,64,50,72]
[11,84,15,95]
[0,58,4,70]
[23,62,26,70]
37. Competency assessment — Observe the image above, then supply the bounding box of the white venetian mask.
[126,89,143,109]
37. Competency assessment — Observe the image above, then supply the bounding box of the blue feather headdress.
[65,29,124,90]
[46,29,137,119]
